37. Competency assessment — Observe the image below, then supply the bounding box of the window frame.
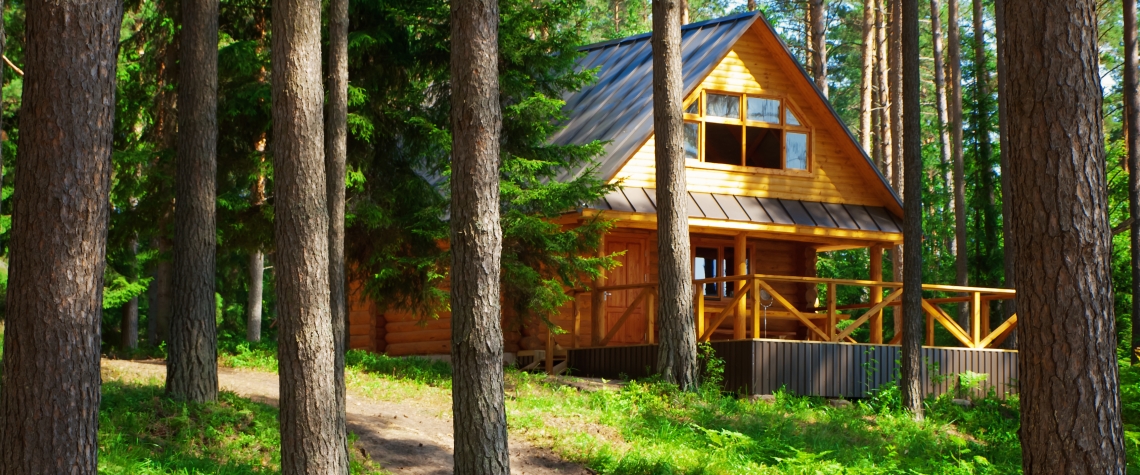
[682,89,813,175]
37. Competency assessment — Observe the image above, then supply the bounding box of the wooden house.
[347,12,1020,398]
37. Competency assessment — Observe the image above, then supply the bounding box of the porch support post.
[734,232,748,340]
[869,245,884,343]
[591,233,606,346]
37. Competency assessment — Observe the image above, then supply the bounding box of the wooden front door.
[604,236,648,344]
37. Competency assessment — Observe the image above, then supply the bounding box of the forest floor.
[101,358,589,475]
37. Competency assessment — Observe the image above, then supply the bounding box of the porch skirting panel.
[565,340,1019,399]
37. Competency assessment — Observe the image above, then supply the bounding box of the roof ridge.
[577,11,760,53]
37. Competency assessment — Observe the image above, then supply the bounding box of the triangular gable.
[556,12,903,217]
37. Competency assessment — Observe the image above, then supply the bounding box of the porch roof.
[590,187,902,235]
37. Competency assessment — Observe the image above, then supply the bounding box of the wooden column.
[971,291,982,347]
[826,282,837,341]
[734,232,748,340]
[571,296,580,349]
[695,288,705,338]
[591,234,606,346]
[646,292,656,344]
[869,245,884,343]
[545,330,554,374]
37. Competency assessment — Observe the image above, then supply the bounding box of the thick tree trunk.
[449,0,510,473]
[994,0,1016,346]
[1005,0,1126,470]
[888,0,903,324]
[809,0,827,97]
[1126,0,1140,364]
[150,236,174,346]
[122,237,140,350]
[166,0,220,403]
[272,0,347,468]
[899,0,924,421]
[948,0,968,302]
[247,250,264,342]
[0,0,122,468]
[653,0,698,392]
[860,0,876,152]
[325,0,350,464]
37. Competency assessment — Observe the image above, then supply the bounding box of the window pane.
[684,122,699,160]
[785,107,801,126]
[786,132,808,170]
[704,123,743,165]
[694,247,719,297]
[706,93,740,119]
[724,247,736,297]
[747,97,780,123]
[745,126,782,169]
[685,99,700,115]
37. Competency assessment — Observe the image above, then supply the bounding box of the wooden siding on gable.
[611,27,897,211]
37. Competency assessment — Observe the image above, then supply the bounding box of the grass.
[97,374,387,474]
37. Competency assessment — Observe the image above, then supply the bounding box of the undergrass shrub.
[345,350,452,387]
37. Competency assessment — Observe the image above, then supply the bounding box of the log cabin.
[347,11,1020,398]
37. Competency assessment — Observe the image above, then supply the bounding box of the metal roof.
[552,12,760,182]
[592,187,903,234]
[552,11,904,214]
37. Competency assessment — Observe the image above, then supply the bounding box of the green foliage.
[345,350,453,388]
[344,0,618,327]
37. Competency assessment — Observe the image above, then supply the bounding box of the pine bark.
[272,0,347,467]
[899,0,924,421]
[1005,0,1125,470]
[149,236,174,346]
[247,250,264,342]
[167,0,220,403]
[0,0,122,468]
[326,0,350,464]
[860,0,876,152]
[876,0,892,177]
[948,0,968,297]
[122,237,140,350]
[653,0,698,391]
[888,0,903,321]
[1126,0,1140,364]
[809,0,828,97]
[449,0,510,473]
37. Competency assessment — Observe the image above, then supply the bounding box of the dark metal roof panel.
[604,191,635,212]
[803,202,838,229]
[823,203,860,230]
[779,199,816,226]
[691,193,727,220]
[715,194,751,221]
[757,197,794,225]
[866,207,902,233]
[844,205,880,231]
[736,196,773,223]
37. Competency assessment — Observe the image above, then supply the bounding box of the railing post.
[980,297,990,343]
[734,233,748,340]
[926,311,934,346]
[572,295,580,349]
[647,291,656,344]
[869,245,884,343]
[695,285,705,338]
[972,291,982,348]
[827,282,837,341]
[752,276,760,339]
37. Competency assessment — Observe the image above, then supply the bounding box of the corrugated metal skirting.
[565,340,1018,398]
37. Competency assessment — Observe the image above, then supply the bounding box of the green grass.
[98,376,386,474]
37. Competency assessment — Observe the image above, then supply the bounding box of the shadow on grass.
[99,380,280,474]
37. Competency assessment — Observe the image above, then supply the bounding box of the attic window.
[681,91,811,172]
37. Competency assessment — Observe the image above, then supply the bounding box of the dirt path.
[102,359,589,475]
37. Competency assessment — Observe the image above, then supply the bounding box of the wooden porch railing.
[568,274,1017,350]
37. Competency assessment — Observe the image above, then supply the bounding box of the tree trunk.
[150,236,174,346]
[680,0,688,25]
[326,0,350,465]
[860,0,876,152]
[973,0,998,287]
[167,0,220,403]
[930,0,954,267]
[0,0,122,468]
[899,0,924,421]
[948,0,968,307]
[809,0,828,97]
[876,0,892,176]
[247,250,264,342]
[272,0,347,467]
[994,0,1016,346]
[1128,0,1140,365]
[653,0,698,392]
[122,237,140,350]
[889,0,904,322]
[449,0,510,473]
[1005,0,1126,470]
[747,0,756,11]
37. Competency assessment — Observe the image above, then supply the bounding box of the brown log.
[385,329,452,345]
[385,340,451,356]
